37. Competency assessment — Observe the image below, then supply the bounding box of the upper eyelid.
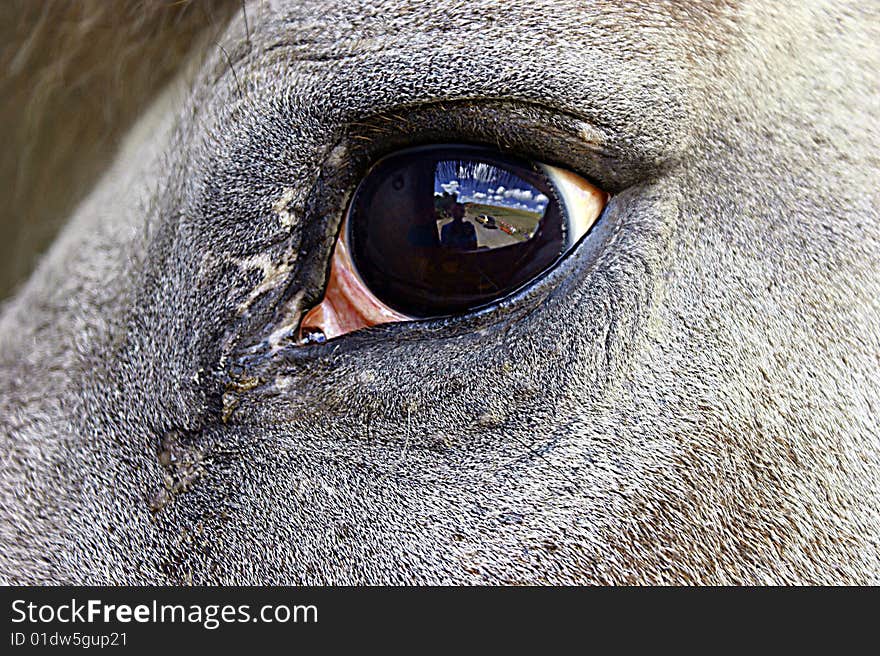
[334,98,664,194]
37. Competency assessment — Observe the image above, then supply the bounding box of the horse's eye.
[300,145,608,343]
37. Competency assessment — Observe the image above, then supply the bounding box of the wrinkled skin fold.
[0,0,878,584]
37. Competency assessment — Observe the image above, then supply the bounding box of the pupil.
[348,146,566,318]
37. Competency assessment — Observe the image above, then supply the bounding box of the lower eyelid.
[225,183,671,430]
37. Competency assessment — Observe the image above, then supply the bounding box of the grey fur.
[1,0,878,584]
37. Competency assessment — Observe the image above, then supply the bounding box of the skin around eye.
[299,146,608,343]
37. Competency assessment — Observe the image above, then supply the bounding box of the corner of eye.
[298,228,410,345]
[543,164,609,241]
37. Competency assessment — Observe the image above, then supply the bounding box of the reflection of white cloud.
[535,193,549,204]
[488,187,496,195]
[495,186,506,194]
[440,180,460,194]
[504,188,533,202]
[473,191,487,199]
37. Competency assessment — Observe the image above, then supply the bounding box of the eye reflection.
[299,145,608,343]
[348,147,570,318]
[432,159,549,253]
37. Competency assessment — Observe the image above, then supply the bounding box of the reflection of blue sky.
[433,160,549,214]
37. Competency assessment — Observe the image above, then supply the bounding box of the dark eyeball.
[300,145,608,341]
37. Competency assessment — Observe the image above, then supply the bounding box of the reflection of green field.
[464,202,542,239]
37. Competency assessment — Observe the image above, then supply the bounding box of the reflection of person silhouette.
[440,202,478,251]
